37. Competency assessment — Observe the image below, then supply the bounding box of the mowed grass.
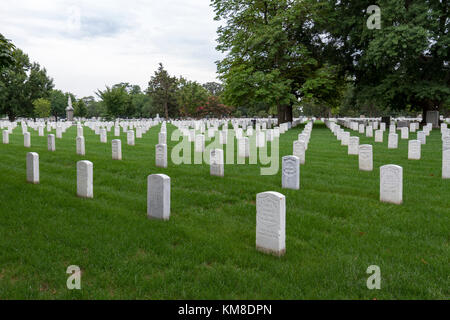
[0,122,448,300]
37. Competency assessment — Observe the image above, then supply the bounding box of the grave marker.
[26,152,39,184]
[256,192,286,257]
[112,139,122,160]
[77,160,93,198]
[359,144,373,171]
[380,165,403,204]
[147,174,170,220]
[282,156,300,190]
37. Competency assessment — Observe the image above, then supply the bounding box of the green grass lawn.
[0,122,448,299]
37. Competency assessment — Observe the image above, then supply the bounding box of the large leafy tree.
[177,77,209,117]
[321,0,449,119]
[74,99,88,118]
[81,96,106,118]
[49,90,74,119]
[0,49,54,120]
[33,98,51,118]
[146,63,179,119]
[212,0,329,124]
[0,33,15,69]
[202,81,224,96]
[196,96,234,118]
[96,84,132,118]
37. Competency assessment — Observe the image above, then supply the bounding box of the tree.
[0,33,15,69]
[49,90,70,119]
[131,93,153,118]
[33,98,51,118]
[0,48,54,120]
[212,0,327,124]
[81,96,106,118]
[196,96,234,118]
[202,82,224,96]
[146,63,178,119]
[74,99,88,118]
[177,77,209,116]
[321,0,450,120]
[96,85,131,118]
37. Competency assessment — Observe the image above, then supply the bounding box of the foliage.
[177,78,209,117]
[147,63,179,119]
[0,49,54,120]
[96,85,132,118]
[196,96,234,118]
[320,0,450,118]
[49,90,75,119]
[32,98,51,118]
[74,98,88,118]
[0,33,15,69]
[202,82,223,96]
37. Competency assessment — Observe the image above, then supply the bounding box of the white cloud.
[0,0,224,98]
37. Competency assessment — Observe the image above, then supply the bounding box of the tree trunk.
[286,105,293,122]
[277,104,286,125]
[7,111,15,122]
[420,99,434,125]
[164,100,169,120]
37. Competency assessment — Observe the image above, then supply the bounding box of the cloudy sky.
[0,0,224,98]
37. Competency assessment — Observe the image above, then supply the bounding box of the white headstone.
[155,144,167,168]
[401,127,409,139]
[389,125,396,133]
[100,129,107,143]
[26,152,39,184]
[257,132,265,148]
[366,126,373,138]
[256,191,286,256]
[24,132,31,148]
[159,132,166,145]
[210,149,224,177]
[293,141,306,164]
[77,160,93,198]
[442,136,450,152]
[2,130,9,144]
[348,136,359,155]
[114,126,120,137]
[375,130,383,143]
[127,130,135,146]
[136,127,142,138]
[39,126,44,137]
[48,134,55,151]
[359,144,373,171]
[147,174,170,220]
[341,131,350,146]
[388,133,398,149]
[359,124,365,134]
[238,137,249,158]
[380,165,403,204]
[77,126,83,137]
[282,156,300,190]
[443,150,450,179]
[112,139,122,160]
[76,136,85,156]
[417,131,426,145]
[195,135,205,153]
[408,140,421,160]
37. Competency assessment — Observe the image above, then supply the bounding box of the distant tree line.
[0,36,233,121]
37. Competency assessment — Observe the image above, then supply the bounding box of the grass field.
[0,122,448,299]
